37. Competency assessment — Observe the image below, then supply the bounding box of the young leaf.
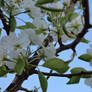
[78,54,92,62]
[71,67,86,74]
[26,22,36,29]
[28,13,34,19]
[42,58,69,74]
[17,22,36,29]
[81,38,89,43]
[67,76,80,84]
[36,0,54,5]
[14,57,25,75]
[38,6,64,12]
[0,66,8,77]
[71,67,92,78]
[38,71,48,92]
[17,25,28,30]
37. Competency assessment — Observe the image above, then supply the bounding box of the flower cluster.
[0,28,56,69]
[0,0,92,91]
[0,0,84,70]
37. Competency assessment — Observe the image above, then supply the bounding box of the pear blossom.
[5,32,30,51]
[0,47,7,66]
[23,29,45,46]
[22,0,35,9]
[44,0,62,9]
[65,15,84,34]
[50,31,58,42]
[5,49,27,69]
[5,61,16,69]
[22,0,42,18]
[63,0,71,6]
[49,27,71,42]
[54,1,62,9]
[87,45,92,56]
[33,17,48,29]
[86,44,92,67]
[3,0,22,15]
[0,36,9,50]
[85,78,92,88]
[89,60,92,68]
[5,50,19,69]
[61,34,71,42]
[50,1,62,9]
[43,43,56,60]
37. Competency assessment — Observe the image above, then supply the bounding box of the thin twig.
[33,70,92,78]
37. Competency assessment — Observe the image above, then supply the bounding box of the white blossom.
[55,1,62,9]
[87,45,92,56]
[5,49,27,69]
[44,0,62,9]
[89,60,92,67]
[5,32,30,51]
[49,27,58,42]
[50,27,71,42]
[63,0,71,6]
[3,0,22,15]
[23,29,45,46]
[61,34,71,42]
[66,15,84,34]
[0,47,7,66]
[33,17,48,29]
[5,61,15,69]
[5,50,19,69]
[85,78,92,88]
[43,43,56,60]
[22,0,42,17]
[51,1,62,9]
[86,44,92,67]
[0,36,9,50]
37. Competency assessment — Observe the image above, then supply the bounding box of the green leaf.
[71,67,92,78]
[36,0,54,5]
[26,22,36,29]
[10,16,16,32]
[35,29,47,35]
[17,22,36,29]
[78,54,92,62]
[17,25,28,29]
[81,38,89,43]
[37,6,64,12]
[0,66,8,77]
[14,57,25,75]
[67,76,80,84]
[28,13,34,19]
[71,67,86,74]
[42,58,69,74]
[38,71,48,92]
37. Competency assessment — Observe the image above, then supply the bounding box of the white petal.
[5,61,16,69]
[85,78,92,88]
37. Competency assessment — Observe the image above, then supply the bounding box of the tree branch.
[56,26,88,53]
[19,87,33,92]
[33,70,92,78]
[0,9,10,35]
[4,53,41,92]
[56,0,92,53]
[3,0,92,92]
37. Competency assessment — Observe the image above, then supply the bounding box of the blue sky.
[0,0,92,92]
